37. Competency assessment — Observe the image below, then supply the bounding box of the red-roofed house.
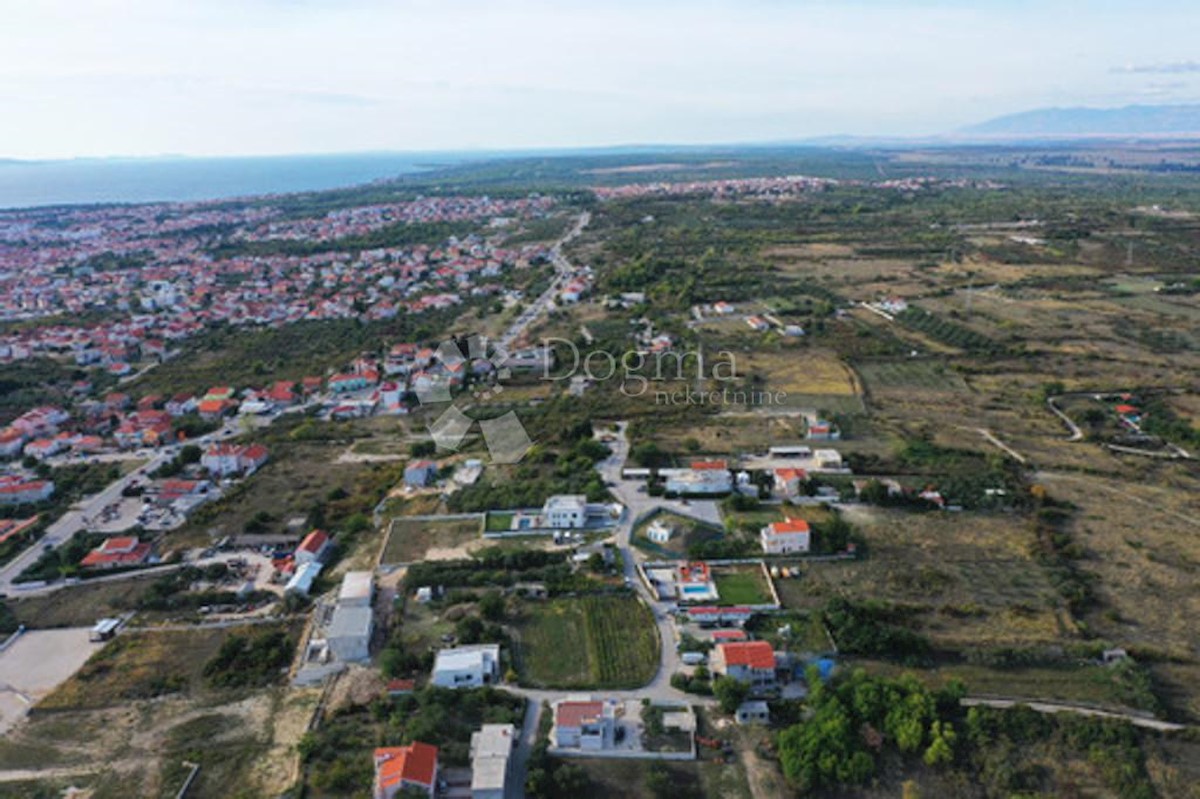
[0,478,54,506]
[202,443,270,477]
[760,518,811,555]
[386,678,416,696]
[267,381,298,406]
[773,468,808,499]
[80,537,152,570]
[0,428,26,459]
[711,641,777,691]
[295,529,332,565]
[373,742,439,799]
[197,399,233,420]
[711,629,749,643]
[553,699,616,750]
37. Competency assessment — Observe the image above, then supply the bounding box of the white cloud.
[1113,61,1200,74]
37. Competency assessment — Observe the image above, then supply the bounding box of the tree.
[923,720,956,767]
[479,591,506,622]
[646,763,672,799]
[713,676,750,714]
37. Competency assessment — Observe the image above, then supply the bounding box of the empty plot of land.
[774,509,1066,649]
[381,516,482,564]
[731,350,861,397]
[8,577,163,629]
[856,360,970,394]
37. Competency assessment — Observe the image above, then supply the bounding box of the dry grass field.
[380,515,483,564]
[39,622,301,711]
[776,507,1070,650]
[1036,471,1200,648]
[0,685,317,799]
[169,441,374,548]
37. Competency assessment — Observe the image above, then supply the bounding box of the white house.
[735,700,771,725]
[327,605,373,662]
[813,449,843,470]
[761,518,811,555]
[0,478,54,506]
[646,519,674,544]
[543,495,587,529]
[432,644,501,689]
[553,699,616,750]
[285,561,323,596]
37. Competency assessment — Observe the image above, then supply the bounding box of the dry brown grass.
[777,507,1069,649]
[1036,470,1200,661]
[730,348,860,396]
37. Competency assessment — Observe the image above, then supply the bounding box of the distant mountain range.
[961,103,1200,137]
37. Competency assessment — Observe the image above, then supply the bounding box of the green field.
[381,515,483,563]
[484,510,517,532]
[513,595,660,689]
[855,359,970,394]
[713,567,775,606]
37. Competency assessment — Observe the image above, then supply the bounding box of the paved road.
[0,413,262,595]
[0,454,168,595]
[507,421,717,797]
[496,211,589,352]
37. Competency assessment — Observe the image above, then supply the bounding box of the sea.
[0,152,483,210]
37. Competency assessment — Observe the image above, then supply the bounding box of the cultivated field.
[856,359,970,395]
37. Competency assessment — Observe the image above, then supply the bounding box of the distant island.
[962,103,1200,137]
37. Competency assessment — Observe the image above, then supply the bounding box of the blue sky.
[1,0,1198,158]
